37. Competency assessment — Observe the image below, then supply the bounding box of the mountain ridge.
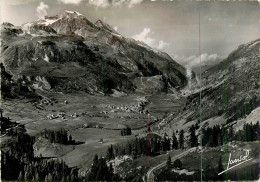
[184,38,259,123]
[1,10,188,97]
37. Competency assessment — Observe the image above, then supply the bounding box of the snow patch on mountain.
[21,22,32,33]
[41,19,59,26]
[44,54,49,62]
[66,10,83,16]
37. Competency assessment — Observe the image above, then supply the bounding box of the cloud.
[128,0,143,7]
[88,0,143,8]
[89,0,109,7]
[133,28,169,50]
[58,0,82,4]
[36,2,49,19]
[133,28,156,46]
[181,53,224,67]
[3,0,38,5]
[114,26,119,31]
[158,40,169,50]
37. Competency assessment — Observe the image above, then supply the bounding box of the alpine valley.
[1,11,259,182]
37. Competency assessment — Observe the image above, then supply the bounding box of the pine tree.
[217,155,224,173]
[96,157,109,181]
[228,125,234,142]
[256,121,259,141]
[106,145,115,160]
[69,134,72,144]
[217,133,222,146]
[201,127,207,146]
[173,159,182,169]
[162,134,168,151]
[179,129,184,149]
[126,142,132,155]
[108,163,114,180]
[172,131,178,150]
[189,125,198,147]
[109,163,113,174]
[217,155,224,180]
[208,134,214,147]
[166,155,171,167]
[70,169,77,182]
[127,127,132,135]
[88,154,99,181]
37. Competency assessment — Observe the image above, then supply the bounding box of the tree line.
[18,159,78,181]
[40,128,74,144]
[120,126,132,136]
[105,130,187,161]
[105,121,259,165]
[95,122,259,181]
[201,121,259,147]
[1,131,80,181]
[235,122,259,142]
[87,154,120,181]
[1,111,80,181]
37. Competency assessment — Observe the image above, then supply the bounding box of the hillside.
[1,11,187,97]
[155,39,259,138]
[185,39,259,122]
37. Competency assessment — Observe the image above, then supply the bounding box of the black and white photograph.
[0,0,260,181]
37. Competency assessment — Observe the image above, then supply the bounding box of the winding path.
[147,147,196,182]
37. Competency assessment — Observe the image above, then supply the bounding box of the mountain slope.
[1,11,187,96]
[185,39,259,122]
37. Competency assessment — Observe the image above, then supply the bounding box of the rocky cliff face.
[185,39,259,122]
[1,11,187,96]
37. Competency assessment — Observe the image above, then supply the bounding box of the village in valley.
[1,1,260,181]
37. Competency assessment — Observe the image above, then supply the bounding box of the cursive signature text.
[218,150,252,175]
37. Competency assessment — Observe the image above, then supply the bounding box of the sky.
[1,0,259,67]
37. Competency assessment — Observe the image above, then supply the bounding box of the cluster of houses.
[46,113,66,120]
[39,98,54,106]
[46,112,80,120]
[45,99,149,122]
[105,102,146,114]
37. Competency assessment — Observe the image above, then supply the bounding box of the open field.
[1,91,183,171]
[2,92,182,131]
[149,94,184,118]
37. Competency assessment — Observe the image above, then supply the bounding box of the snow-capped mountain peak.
[65,10,83,16]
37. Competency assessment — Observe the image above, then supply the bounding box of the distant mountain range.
[1,11,187,97]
